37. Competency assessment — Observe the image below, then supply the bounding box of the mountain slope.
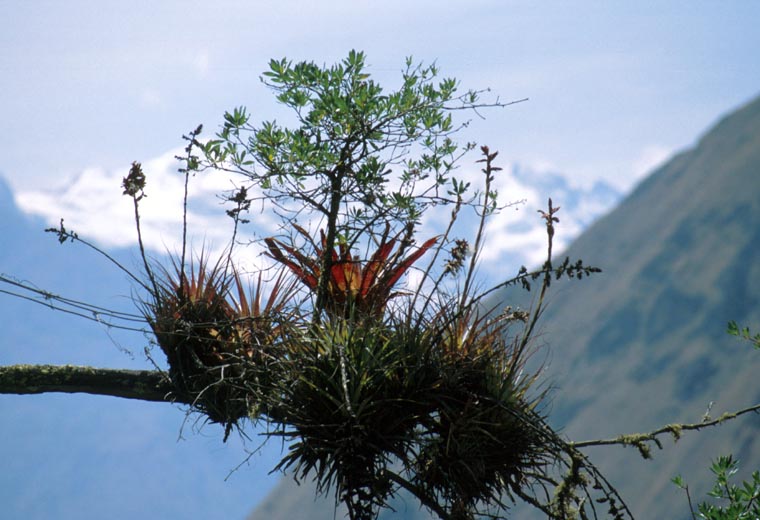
[248,93,760,519]
[521,93,760,518]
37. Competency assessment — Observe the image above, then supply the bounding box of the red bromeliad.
[265,225,438,317]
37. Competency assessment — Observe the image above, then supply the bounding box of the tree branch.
[382,469,451,520]
[0,364,186,404]
[570,402,760,454]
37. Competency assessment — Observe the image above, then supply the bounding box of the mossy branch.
[0,364,184,404]
[570,402,760,458]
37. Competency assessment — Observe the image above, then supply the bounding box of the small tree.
[674,456,760,520]
[1,51,758,520]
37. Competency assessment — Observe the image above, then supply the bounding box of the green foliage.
[203,50,477,224]
[727,321,760,349]
[200,51,504,316]
[674,456,760,519]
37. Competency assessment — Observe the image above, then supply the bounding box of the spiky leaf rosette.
[407,304,551,518]
[265,295,555,520]
[143,252,296,432]
[269,315,442,520]
[265,224,438,319]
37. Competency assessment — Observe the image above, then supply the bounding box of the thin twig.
[572,402,760,450]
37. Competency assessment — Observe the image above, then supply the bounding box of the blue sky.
[2,2,759,194]
[1,2,760,519]
[3,1,760,275]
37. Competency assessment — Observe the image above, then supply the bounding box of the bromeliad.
[265,225,438,317]
[146,251,295,370]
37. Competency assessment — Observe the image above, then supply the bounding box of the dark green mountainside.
[248,94,760,519]
[526,93,760,518]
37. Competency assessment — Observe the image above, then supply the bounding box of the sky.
[1,2,760,518]
[3,1,760,275]
[3,1,760,197]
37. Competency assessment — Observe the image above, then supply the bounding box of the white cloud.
[14,149,277,267]
[13,148,622,291]
[400,158,623,288]
[458,162,622,278]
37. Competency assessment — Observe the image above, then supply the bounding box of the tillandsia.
[265,224,438,319]
[36,52,637,520]
[141,250,299,435]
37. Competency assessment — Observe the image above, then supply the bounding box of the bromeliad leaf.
[266,228,438,317]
